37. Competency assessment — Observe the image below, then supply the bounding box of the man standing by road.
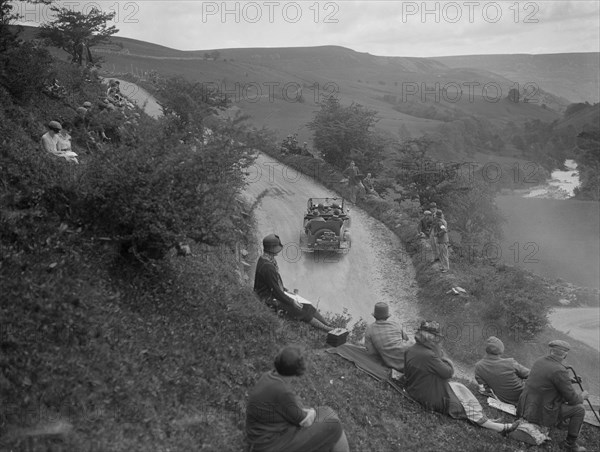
[517,340,589,452]
[419,210,433,238]
[434,210,450,273]
[343,161,364,203]
[428,202,439,261]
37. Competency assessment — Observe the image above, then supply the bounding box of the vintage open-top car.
[299,197,351,253]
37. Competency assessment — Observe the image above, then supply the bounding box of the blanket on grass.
[487,395,600,428]
[324,344,411,400]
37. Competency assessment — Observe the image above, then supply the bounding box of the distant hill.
[15,25,592,163]
[434,53,600,104]
[89,35,565,155]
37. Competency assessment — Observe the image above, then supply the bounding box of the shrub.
[475,267,552,339]
[0,42,54,103]
[75,116,256,260]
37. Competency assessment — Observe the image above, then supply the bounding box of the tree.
[392,137,504,244]
[307,96,383,171]
[38,6,118,65]
[573,129,600,200]
[0,0,20,51]
[1,0,52,51]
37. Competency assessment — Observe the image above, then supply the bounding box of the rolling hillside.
[17,25,592,163]
[92,36,566,160]
[435,53,600,104]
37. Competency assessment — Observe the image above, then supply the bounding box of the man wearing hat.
[517,340,589,451]
[428,202,439,261]
[474,336,530,405]
[254,234,332,332]
[434,210,449,272]
[364,302,410,371]
[305,210,325,235]
[419,210,433,238]
[405,321,520,434]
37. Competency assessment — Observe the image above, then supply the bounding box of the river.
[497,160,599,351]
[497,160,599,290]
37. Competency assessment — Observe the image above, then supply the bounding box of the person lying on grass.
[246,345,350,452]
[404,320,521,435]
[254,234,332,332]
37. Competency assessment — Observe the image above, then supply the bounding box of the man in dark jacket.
[254,234,331,331]
[475,336,529,405]
[419,210,433,238]
[517,340,589,452]
[404,320,456,414]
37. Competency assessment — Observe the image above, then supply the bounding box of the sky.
[13,0,600,57]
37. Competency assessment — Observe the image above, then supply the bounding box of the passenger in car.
[305,211,325,234]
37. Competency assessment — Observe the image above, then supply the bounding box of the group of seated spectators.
[364,302,591,451]
[41,79,144,161]
[105,79,135,110]
[246,297,592,452]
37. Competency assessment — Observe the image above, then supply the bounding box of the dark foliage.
[307,96,384,172]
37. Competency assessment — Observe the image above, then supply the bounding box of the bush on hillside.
[0,41,54,102]
[72,108,258,259]
[472,266,552,339]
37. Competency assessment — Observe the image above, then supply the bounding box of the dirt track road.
[549,307,600,352]
[99,76,163,119]
[243,153,419,328]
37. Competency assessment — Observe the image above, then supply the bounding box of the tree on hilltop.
[307,96,383,171]
[38,5,118,65]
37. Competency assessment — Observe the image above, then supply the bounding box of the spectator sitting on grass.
[404,320,521,435]
[517,340,589,452]
[474,336,529,405]
[40,121,68,161]
[254,234,332,332]
[56,122,79,164]
[246,345,350,452]
[365,302,411,372]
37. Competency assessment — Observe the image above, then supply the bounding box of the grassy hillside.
[2,32,599,452]
[435,53,600,104]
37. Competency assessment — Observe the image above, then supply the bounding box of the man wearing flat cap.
[419,210,433,238]
[364,302,411,371]
[517,340,589,452]
[474,336,530,405]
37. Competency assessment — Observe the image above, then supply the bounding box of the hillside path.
[549,307,600,352]
[99,76,163,119]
